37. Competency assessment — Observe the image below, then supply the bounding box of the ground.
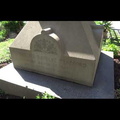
[0,56,120,99]
[0,21,120,99]
[0,62,23,99]
[114,56,120,98]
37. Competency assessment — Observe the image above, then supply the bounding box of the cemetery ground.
[0,38,120,99]
[0,38,22,99]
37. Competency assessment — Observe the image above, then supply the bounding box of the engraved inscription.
[33,38,57,54]
[33,53,58,73]
[60,58,87,68]
[33,52,87,78]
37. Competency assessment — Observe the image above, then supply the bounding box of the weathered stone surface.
[10,21,104,86]
[0,51,114,98]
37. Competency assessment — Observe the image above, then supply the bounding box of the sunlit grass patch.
[0,39,14,63]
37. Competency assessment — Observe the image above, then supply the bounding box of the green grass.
[0,39,14,63]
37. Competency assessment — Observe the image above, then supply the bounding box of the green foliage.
[102,21,112,31]
[0,38,14,63]
[94,21,101,25]
[36,92,55,99]
[0,29,7,42]
[95,21,120,57]
[102,42,120,57]
[36,94,41,99]
[0,21,25,42]
[1,21,24,33]
[102,39,120,57]
[95,21,112,30]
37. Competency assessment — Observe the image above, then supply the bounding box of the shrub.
[95,21,120,57]
[0,29,7,42]
[1,21,24,33]
[36,92,56,99]
[102,43,120,57]
[0,38,14,63]
[0,21,25,42]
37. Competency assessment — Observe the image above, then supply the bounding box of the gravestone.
[9,21,104,86]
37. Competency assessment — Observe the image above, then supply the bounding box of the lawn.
[0,39,14,63]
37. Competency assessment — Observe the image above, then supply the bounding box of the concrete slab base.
[0,51,114,99]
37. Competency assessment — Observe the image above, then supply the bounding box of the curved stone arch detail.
[30,30,65,56]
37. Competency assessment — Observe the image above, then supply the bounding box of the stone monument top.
[10,21,104,86]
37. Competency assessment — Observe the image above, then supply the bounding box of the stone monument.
[9,21,104,86]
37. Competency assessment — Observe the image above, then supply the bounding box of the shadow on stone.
[14,51,114,98]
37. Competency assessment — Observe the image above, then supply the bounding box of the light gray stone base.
[0,51,114,99]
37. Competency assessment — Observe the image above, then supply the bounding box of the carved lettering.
[31,31,87,79]
[32,52,87,77]
[33,38,57,54]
